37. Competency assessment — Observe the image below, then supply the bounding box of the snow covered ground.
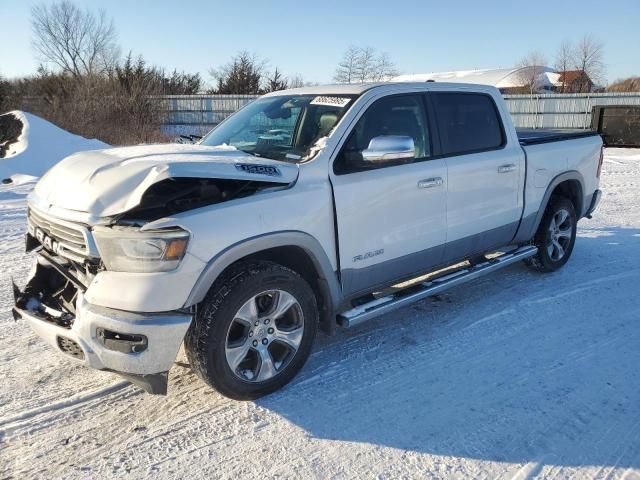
[1,148,639,479]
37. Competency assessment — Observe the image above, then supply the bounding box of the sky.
[1,0,638,87]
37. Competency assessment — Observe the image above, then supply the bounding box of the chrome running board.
[337,245,538,328]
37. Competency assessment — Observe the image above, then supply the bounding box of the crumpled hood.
[30,144,298,217]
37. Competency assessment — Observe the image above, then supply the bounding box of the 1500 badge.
[353,249,384,263]
[235,164,282,177]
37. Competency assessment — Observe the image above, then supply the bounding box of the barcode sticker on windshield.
[310,96,351,107]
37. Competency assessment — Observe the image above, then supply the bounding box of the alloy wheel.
[547,208,573,261]
[225,290,304,382]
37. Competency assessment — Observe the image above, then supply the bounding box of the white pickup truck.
[13,82,603,399]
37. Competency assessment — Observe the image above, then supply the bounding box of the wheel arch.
[551,177,584,218]
[517,171,585,242]
[184,231,341,335]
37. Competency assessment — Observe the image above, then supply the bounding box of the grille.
[28,208,96,260]
[57,336,85,360]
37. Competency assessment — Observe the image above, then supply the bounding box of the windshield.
[200,94,356,162]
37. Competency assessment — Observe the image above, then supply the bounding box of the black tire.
[185,261,318,400]
[525,195,577,273]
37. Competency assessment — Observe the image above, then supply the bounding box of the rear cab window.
[431,92,506,155]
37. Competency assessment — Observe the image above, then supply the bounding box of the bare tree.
[289,74,305,89]
[573,34,604,92]
[516,51,547,95]
[334,46,361,84]
[554,40,574,93]
[372,52,399,81]
[334,46,399,83]
[31,1,119,79]
[607,76,640,93]
[355,46,377,83]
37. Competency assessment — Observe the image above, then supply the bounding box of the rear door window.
[432,92,505,155]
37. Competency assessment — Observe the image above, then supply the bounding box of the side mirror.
[361,135,415,163]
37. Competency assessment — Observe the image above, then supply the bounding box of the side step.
[337,245,538,328]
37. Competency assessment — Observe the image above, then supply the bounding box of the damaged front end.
[116,176,285,223]
[13,252,94,367]
[13,210,193,395]
[16,147,298,394]
[13,250,84,328]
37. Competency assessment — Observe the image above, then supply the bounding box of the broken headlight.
[93,227,189,273]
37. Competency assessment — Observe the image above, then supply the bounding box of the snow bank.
[0,111,108,183]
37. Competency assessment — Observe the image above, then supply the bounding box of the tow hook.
[96,327,149,354]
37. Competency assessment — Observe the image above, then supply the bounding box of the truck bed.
[517,128,601,146]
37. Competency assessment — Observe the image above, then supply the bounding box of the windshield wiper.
[237,147,300,163]
[237,148,257,157]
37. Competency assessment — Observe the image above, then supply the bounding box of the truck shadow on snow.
[254,226,640,468]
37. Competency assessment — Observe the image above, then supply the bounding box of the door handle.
[418,177,443,189]
[498,164,516,173]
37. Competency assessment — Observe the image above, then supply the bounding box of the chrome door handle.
[418,177,443,189]
[498,164,516,173]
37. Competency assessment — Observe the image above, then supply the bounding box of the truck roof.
[263,83,386,96]
[263,81,500,97]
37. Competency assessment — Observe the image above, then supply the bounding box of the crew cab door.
[430,92,524,263]
[330,94,447,297]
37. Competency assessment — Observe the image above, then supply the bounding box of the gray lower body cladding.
[342,221,520,298]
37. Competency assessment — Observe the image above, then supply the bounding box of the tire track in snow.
[0,381,129,431]
[520,270,640,307]
[511,456,553,480]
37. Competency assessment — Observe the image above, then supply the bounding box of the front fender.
[184,230,342,311]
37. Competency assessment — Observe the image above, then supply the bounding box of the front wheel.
[185,261,318,400]
[525,195,577,272]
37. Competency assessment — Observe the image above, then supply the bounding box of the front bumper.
[13,258,193,394]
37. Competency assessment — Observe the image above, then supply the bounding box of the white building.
[393,67,556,93]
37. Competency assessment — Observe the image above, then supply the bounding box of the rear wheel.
[185,261,318,400]
[525,195,577,272]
